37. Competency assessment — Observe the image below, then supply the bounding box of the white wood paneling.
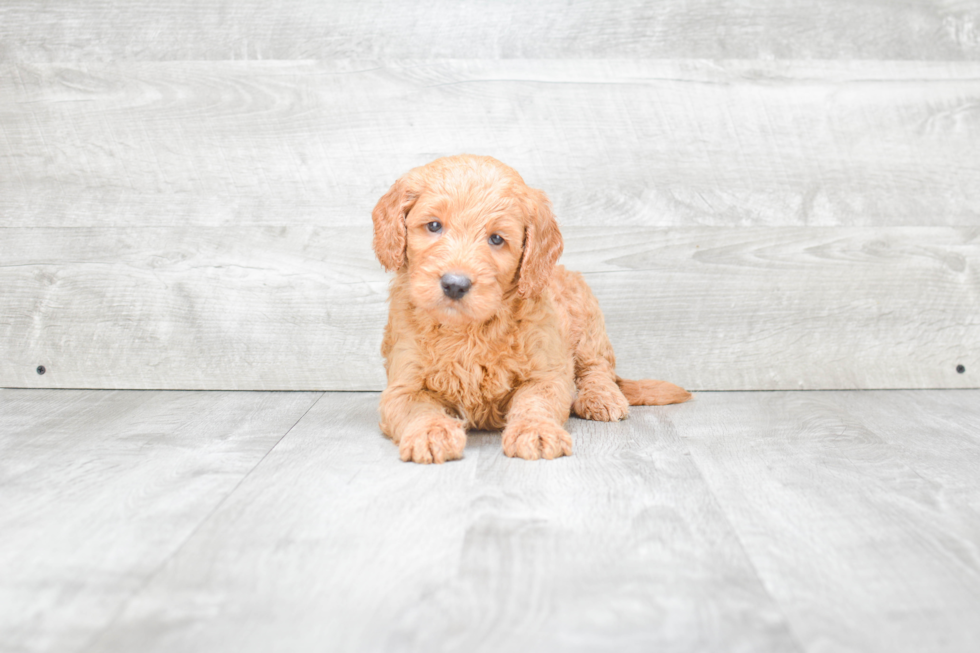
[2,12,978,392]
[1,226,976,391]
[2,60,978,229]
[0,388,320,653]
[2,1,979,62]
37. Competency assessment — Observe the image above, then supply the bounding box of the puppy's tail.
[616,377,692,406]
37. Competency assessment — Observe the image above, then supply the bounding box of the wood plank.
[0,388,321,653]
[671,390,980,653]
[83,392,800,653]
[0,226,389,391]
[833,390,980,513]
[1,226,976,391]
[2,60,979,228]
[2,1,979,62]
[568,226,980,391]
[81,392,486,653]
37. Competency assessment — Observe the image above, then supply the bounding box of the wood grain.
[5,388,980,652]
[567,226,980,390]
[2,1,979,62]
[0,388,320,653]
[672,390,980,653]
[83,391,800,653]
[1,226,976,391]
[833,390,980,513]
[2,60,978,229]
[82,392,487,653]
[0,226,389,391]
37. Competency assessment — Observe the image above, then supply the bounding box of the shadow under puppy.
[372,154,690,463]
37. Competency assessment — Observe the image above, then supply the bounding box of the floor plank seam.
[673,418,810,653]
[74,391,326,653]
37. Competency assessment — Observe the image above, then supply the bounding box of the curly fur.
[373,155,691,463]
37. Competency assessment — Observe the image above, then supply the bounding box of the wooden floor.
[2,388,979,653]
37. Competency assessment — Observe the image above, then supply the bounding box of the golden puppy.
[372,155,690,463]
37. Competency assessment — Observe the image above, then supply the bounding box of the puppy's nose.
[440,273,472,300]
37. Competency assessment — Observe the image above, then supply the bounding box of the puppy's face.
[404,188,525,325]
[372,155,563,326]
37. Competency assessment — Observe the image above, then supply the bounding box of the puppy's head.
[372,155,562,325]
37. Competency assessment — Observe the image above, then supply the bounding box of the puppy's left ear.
[518,188,563,298]
[372,171,421,271]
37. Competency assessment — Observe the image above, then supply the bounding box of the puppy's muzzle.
[441,273,472,300]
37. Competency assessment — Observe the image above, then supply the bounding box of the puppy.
[372,155,690,463]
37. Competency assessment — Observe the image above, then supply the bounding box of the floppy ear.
[372,172,420,271]
[518,188,563,298]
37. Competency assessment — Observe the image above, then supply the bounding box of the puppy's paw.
[502,419,572,460]
[573,387,630,422]
[399,416,466,464]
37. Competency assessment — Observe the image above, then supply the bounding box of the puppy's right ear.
[372,172,420,271]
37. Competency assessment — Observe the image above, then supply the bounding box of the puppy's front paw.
[573,387,629,422]
[399,416,466,464]
[502,419,572,460]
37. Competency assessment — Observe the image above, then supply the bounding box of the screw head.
[36,365,46,375]
[956,364,966,374]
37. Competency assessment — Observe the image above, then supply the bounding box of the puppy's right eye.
[426,221,442,233]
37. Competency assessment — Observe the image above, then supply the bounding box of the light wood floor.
[2,388,978,653]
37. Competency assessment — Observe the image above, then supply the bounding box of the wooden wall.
[1,1,978,391]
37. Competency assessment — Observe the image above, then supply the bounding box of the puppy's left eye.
[488,234,504,246]
[426,221,442,233]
